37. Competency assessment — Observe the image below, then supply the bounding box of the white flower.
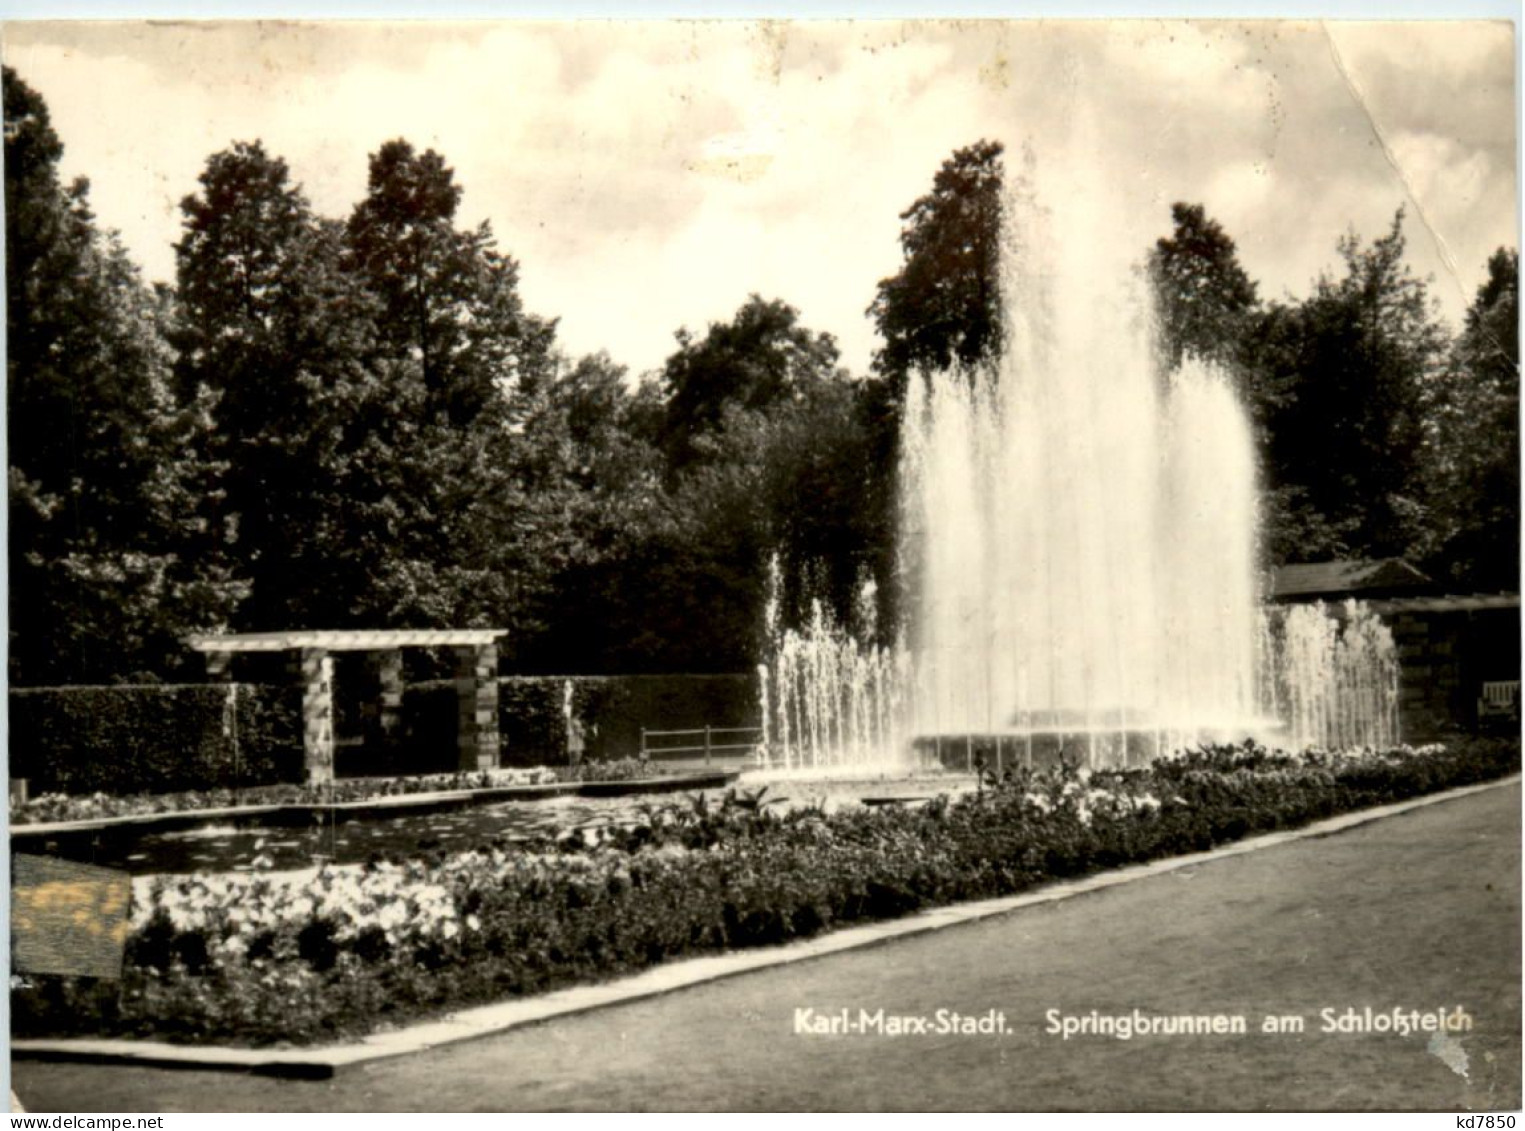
[378,903,407,931]
[166,904,201,932]
[284,896,315,920]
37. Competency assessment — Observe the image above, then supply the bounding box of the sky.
[1,19,1517,378]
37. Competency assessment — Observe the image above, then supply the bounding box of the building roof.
[1271,558,1434,601]
[187,629,506,653]
[1368,594,1520,616]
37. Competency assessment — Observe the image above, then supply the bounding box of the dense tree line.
[7,71,244,684]
[1148,200,1516,580]
[6,66,1517,686]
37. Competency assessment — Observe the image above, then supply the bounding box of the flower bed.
[11,739,1517,1047]
[9,759,661,826]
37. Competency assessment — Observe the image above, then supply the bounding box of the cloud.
[3,19,1515,374]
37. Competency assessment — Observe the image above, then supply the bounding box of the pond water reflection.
[20,775,975,876]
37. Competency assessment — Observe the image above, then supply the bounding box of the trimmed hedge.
[401,674,759,770]
[9,684,303,795]
[8,673,758,794]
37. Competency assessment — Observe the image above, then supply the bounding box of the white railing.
[639,726,764,765]
[1477,680,1520,719]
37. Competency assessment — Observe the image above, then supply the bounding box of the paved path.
[12,782,1520,1112]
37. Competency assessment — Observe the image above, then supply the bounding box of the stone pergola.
[187,629,505,784]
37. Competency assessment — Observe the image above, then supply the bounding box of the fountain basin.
[912,718,1290,770]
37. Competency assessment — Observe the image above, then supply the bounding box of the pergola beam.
[188,629,506,784]
[188,629,506,653]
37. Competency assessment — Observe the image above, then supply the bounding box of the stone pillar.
[366,648,405,748]
[297,647,335,785]
[1392,612,1434,739]
[454,643,500,772]
[205,650,233,682]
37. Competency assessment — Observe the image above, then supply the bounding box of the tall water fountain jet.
[898,147,1265,766]
[1258,601,1401,752]
[758,136,1400,772]
[759,558,912,773]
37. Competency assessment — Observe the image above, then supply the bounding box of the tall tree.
[1262,210,1449,561]
[173,137,595,647]
[860,140,1008,634]
[346,139,555,427]
[1423,247,1519,589]
[658,294,844,474]
[7,66,242,682]
[868,139,1006,395]
[340,141,579,639]
[1148,202,1260,374]
[176,142,402,629]
[624,297,879,669]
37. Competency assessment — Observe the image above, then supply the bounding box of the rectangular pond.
[14,772,977,876]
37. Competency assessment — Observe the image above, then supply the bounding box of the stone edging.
[12,773,1518,1079]
[9,771,742,839]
